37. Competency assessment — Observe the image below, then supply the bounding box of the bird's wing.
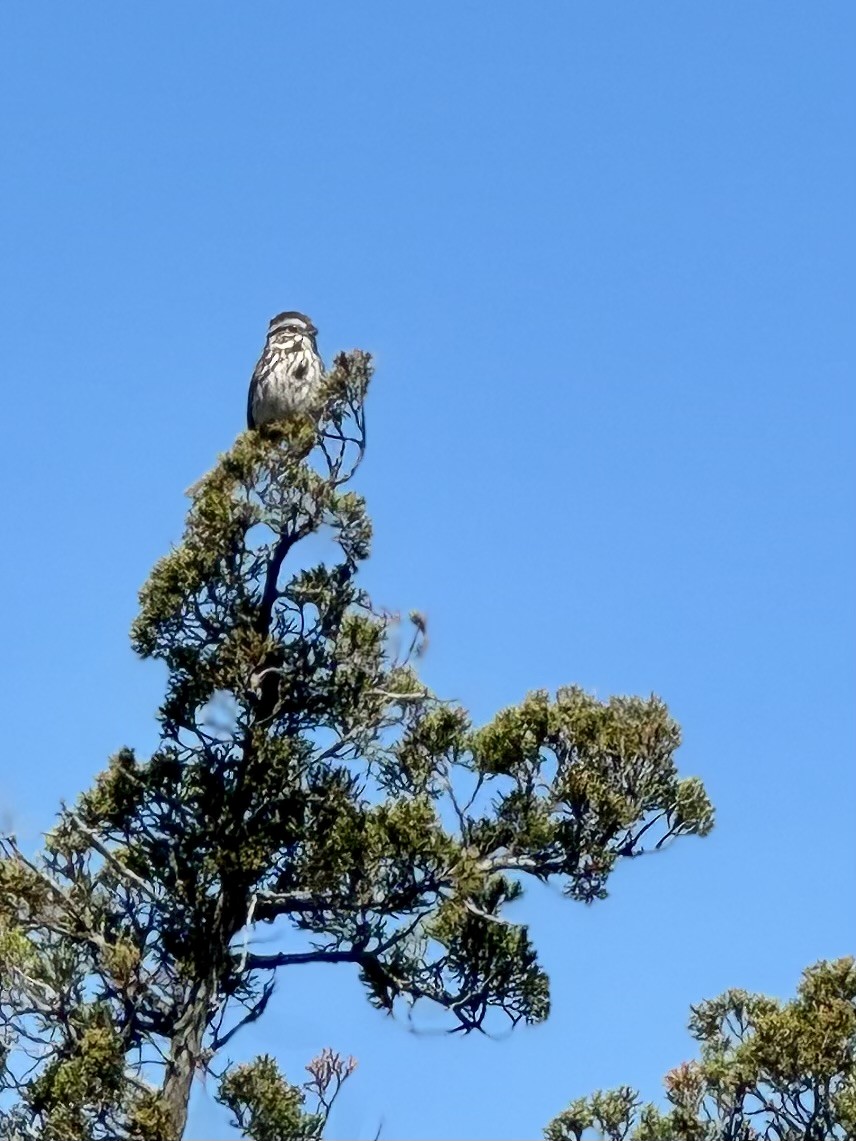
[246,370,257,430]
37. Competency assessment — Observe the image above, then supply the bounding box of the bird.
[246,311,324,430]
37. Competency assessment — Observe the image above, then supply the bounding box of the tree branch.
[243,948,363,971]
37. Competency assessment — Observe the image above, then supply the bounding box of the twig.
[65,810,159,902]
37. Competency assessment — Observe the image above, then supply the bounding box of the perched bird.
[246,311,324,430]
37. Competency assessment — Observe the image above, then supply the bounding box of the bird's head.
[267,311,318,340]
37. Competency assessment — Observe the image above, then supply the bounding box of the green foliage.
[0,347,713,1138]
[545,957,856,1140]
[218,1048,357,1141]
[219,1055,322,1141]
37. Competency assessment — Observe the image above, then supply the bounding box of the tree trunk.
[160,975,217,1140]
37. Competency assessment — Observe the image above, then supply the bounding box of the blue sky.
[1,4,854,1139]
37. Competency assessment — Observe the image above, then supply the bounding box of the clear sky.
[1,4,854,1139]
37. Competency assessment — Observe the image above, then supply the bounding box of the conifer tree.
[545,956,856,1141]
[0,349,714,1139]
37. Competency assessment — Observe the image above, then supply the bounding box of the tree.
[0,348,714,1139]
[545,956,856,1141]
